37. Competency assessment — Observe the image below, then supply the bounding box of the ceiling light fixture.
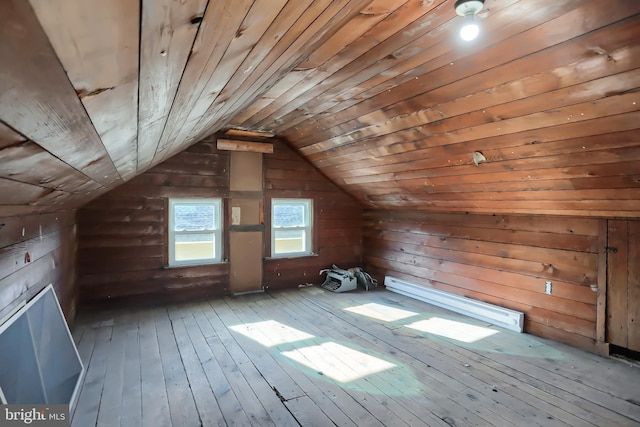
[455,0,484,41]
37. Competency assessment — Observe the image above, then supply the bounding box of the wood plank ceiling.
[1,0,639,217]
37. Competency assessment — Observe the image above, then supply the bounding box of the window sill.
[163,260,228,269]
[265,253,318,261]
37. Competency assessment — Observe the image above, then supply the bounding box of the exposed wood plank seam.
[145,0,213,172]
[0,120,105,193]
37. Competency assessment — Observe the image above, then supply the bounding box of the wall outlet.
[545,281,553,295]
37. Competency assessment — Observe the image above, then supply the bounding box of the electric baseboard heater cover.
[385,276,524,332]
[0,284,85,410]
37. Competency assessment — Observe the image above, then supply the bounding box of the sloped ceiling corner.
[0,0,639,217]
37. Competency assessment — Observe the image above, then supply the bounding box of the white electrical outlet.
[545,281,553,295]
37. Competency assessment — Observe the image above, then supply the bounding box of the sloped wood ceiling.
[1,0,639,217]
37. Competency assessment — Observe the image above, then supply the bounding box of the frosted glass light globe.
[455,0,484,42]
[460,21,479,41]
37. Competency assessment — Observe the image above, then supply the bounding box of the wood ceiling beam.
[216,139,274,154]
[245,0,452,132]
[225,129,276,139]
[30,0,140,181]
[282,0,639,147]
[229,0,413,129]
[185,0,376,151]
[136,0,208,173]
[0,0,121,189]
[152,0,283,163]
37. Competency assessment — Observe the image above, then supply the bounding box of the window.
[271,198,313,257]
[169,198,222,266]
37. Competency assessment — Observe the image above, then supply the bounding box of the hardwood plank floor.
[71,287,640,427]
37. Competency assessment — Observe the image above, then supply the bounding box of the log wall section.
[78,137,362,305]
[264,140,363,289]
[0,211,77,325]
[363,210,600,351]
[77,139,230,307]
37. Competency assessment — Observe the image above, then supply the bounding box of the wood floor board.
[341,289,638,425]
[245,293,413,427]
[138,309,171,427]
[196,302,283,427]
[154,307,201,427]
[297,289,604,427]
[222,294,384,427]
[70,318,96,422]
[71,320,86,348]
[119,311,142,427]
[266,290,459,426]
[473,313,640,395]
[282,395,341,427]
[218,297,309,400]
[486,333,627,394]
[486,352,640,425]
[200,302,301,426]
[72,322,114,427]
[95,318,127,427]
[202,299,299,427]
[360,289,640,426]
[172,316,226,426]
[231,295,380,426]
[423,348,598,427]
[186,305,253,427]
[70,287,640,427]
[203,331,280,427]
[277,289,529,427]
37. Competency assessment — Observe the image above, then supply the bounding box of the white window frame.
[271,198,313,258]
[169,198,222,267]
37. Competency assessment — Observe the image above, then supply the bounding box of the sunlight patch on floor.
[282,342,396,383]
[344,302,419,322]
[406,317,499,343]
[230,320,314,347]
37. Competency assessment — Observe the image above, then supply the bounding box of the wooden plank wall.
[264,141,363,289]
[77,139,230,307]
[0,211,77,325]
[77,137,363,305]
[363,210,600,351]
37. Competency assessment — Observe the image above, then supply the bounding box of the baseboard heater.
[384,276,524,332]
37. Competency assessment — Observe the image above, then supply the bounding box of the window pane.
[174,204,216,231]
[274,230,305,254]
[175,233,215,261]
[273,204,306,228]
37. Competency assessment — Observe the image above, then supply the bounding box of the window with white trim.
[169,198,222,266]
[271,198,313,257]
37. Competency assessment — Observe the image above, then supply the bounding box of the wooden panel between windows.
[228,150,264,294]
[228,232,263,294]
